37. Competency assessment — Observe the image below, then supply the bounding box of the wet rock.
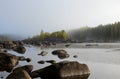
[6,65,33,79]
[52,50,66,55]
[73,55,78,58]
[31,61,90,79]
[52,50,69,59]
[26,58,32,62]
[38,60,45,64]
[46,60,56,64]
[0,52,31,72]
[38,51,48,56]
[13,46,26,54]
[0,52,19,72]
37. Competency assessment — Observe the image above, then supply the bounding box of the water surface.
[1,43,120,79]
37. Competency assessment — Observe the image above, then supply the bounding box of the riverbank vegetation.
[23,30,70,44]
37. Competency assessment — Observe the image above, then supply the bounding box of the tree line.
[69,22,120,42]
[25,30,68,43]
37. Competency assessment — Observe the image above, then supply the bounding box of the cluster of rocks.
[0,41,26,54]
[1,60,90,79]
[0,41,32,79]
[0,42,90,79]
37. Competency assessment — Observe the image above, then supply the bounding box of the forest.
[69,22,120,42]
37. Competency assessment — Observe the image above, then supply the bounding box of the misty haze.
[0,0,120,79]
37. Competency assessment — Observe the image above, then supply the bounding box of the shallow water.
[1,43,120,79]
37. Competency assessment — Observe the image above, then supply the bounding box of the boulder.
[0,52,31,72]
[31,61,90,79]
[0,52,19,72]
[6,65,33,79]
[13,46,26,54]
[52,50,69,59]
[52,50,67,55]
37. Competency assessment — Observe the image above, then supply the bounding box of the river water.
[1,43,120,79]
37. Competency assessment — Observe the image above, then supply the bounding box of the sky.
[0,0,120,38]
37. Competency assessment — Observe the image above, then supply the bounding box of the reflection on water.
[1,43,120,79]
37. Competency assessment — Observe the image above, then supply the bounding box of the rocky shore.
[0,41,90,79]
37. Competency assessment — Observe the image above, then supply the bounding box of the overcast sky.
[0,0,120,37]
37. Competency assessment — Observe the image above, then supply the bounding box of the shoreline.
[30,43,120,49]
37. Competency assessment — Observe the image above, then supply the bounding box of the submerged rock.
[6,65,33,79]
[31,61,90,79]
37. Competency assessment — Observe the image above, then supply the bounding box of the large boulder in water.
[52,50,69,59]
[31,61,90,79]
[6,65,33,79]
[13,46,26,54]
[0,52,31,72]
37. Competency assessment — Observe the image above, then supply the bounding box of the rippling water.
[1,43,120,79]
